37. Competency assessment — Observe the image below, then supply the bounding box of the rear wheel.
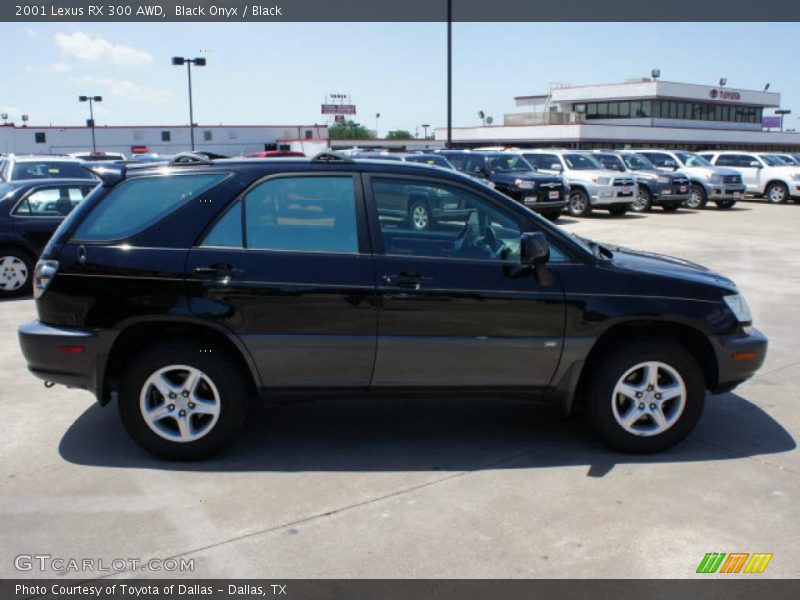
[0,247,34,298]
[765,182,789,204]
[568,189,592,217]
[585,339,705,453]
[686,184,708,209]
[715,199,736,209]
[632,185,652,212]
[608,204,629,216]
[118,342,250,460]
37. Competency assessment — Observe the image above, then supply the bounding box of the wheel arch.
[570,319,718,416]
[102,317,262,405]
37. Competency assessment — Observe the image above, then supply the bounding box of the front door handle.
[382,272,433,289]
[194,264,244,280]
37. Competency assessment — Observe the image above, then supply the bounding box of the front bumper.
[18,320,112,401]
[588,184,636,206]
[521,197,568,212]
[650,181,690,203]
[706,183,746,201]
[711,327,768,394]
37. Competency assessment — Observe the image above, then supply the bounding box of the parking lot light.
[775,109,792,132]
[172,56,207,151]
[719,77,728,87]
[651,69,661,80]
[78,95,103,153]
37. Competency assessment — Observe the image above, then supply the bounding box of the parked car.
[521,150,635,217]
[0,178,98,297]
[637,150,745,209]
[350,151,496,190]
[592,151,690,212]
[18,152,767,459]
[244,150,306,158]
[0,155,97,183]
[436,150,568,221]
[771,153,800,166]
[70,152,127,162]
[699,151,800,204]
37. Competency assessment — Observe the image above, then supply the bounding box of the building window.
[34,132,46,144]
[203,130,212,141]
[161,130,171,142]
[304,130,313,139]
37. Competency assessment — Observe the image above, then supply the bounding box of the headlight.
[724,294,752,323]
[791,173,800,181]
[591,176,611,185]
[515,179,535,190]
[709,174,722,184]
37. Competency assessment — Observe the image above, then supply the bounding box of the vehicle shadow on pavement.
[58,391,794,476]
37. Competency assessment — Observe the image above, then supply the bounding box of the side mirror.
[520,232,550,266]
[749,160,762,168]
[550,163,564,172]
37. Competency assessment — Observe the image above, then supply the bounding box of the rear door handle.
[194,264,244,279]
[382,272,433,289]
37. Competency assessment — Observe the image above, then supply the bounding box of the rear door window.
[14,185,95,216]
[72,173,226,242]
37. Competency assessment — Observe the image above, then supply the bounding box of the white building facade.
[0,123,329,157]
[436,80,800,151]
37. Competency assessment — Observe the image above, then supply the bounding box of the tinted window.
[73,173,225,241]
[563,154,602,170]
[640,152,673,167]
[488,155,533,172]
[15,185,94,216]
[11,161,93,180]
[595,154,625,171]
[443,153,468,171]
[244,176,358,254]
[202,202,243,247]
[372,178,521,262]
[525,154,560,170]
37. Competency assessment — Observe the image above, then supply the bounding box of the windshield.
[563,153,602,170]
[11,161,94,180]
[674,152,711,168]
[488,154,533,172]
[594,155,626,171]
[623,154,656,170]
[406,155,454,168]
[761,154,790,166]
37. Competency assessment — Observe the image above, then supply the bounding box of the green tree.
[328,120,374,139]
[385,130,414,140]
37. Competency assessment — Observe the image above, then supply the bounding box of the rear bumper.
[18,320,112,400]
[711,328,768,393]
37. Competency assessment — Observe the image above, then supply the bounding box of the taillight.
[33,260,59,299]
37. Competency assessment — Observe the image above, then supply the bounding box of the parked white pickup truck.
[699,151,800,204]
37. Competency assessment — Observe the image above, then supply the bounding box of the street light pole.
[775,109,792,132]
[79,95,102,153]
[375,113,381,138]
[172,56,207,151]
[446,0,452,149]
[422,124,430,139]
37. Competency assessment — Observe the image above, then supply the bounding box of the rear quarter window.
[72,173,226,242]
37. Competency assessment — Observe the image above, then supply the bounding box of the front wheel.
[586,339,705,453]
[686,184,708,209]
[0,247,34,298]
[568,189,592,217]
[765,182,789,204]
[118,343,250,460]
[632,185,652,212]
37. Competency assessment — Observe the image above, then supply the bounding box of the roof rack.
[169,152,214,166]
[311,151,354,163]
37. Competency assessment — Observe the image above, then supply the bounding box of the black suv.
[18,152,767,459]
[438,151,567,221]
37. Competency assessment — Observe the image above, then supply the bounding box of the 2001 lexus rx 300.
[18,153,767,460]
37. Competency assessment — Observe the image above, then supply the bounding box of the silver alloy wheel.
[767,184,787,203]
[411,204,429,229]
[687,187,703,208]
[611,361,687,437]
[633,186,650,211]
[569,191,587,213]
[0,255,28,291]
[139,364,221,443]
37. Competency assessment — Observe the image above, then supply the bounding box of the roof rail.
[169,152,214,166]
[81,162,127,186]
[311,151,354,163]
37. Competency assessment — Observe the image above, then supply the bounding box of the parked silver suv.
[520,150,635,217]
[637,150,744,209]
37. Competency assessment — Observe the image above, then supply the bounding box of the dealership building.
[436,79,800,151]
[0,123,329,157]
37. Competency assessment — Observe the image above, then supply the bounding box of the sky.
[1,22,798,134]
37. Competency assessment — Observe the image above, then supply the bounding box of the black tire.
[568,189,592,217]
[632,185,652,212]
[0,246,35,298]
[118,342,250,460]
[715,199,736,209]
[608,204,628,216]
[765,182,789,204]
[585,339,705,453]
[686,184,708,209]
[408,200,432,230]
[540,209,562,222]
[661,202,682,212]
